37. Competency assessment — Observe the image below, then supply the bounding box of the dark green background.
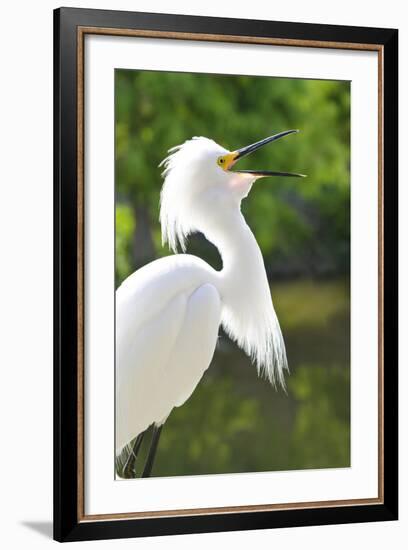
[115,69,350,477]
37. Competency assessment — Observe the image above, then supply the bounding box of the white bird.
[115,130,304,477]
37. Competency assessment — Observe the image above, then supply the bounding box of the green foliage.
[288,364,350,468]
[115,70,350,282]
[128,280,350,476]
[273,278,350,330]
[114,71,351,476]
[115,204,135,286]
[143,378,261,476]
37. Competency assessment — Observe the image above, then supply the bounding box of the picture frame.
[53,7,398,542]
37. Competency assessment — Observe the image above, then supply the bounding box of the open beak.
[226,130,306,179]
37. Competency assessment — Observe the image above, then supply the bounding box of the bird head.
[159,132,304,252]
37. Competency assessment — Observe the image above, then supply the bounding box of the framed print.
[53,7,398,542]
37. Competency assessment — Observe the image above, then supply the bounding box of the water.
[131,278,350,477]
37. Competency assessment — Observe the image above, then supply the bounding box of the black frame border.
[54,7,398,542]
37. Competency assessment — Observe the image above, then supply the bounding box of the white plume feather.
[159,137,226,253]
[158,137,288,389]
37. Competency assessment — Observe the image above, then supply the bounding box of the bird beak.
[225,129,306,179]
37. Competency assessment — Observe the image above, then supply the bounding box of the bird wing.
[115,255,221,453]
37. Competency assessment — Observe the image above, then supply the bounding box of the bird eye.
[217,157,225,166]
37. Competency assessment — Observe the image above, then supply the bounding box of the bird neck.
[202,208,269,297]
[205,210,263,276]
[200,205,287,388]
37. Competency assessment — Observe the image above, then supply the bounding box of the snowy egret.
[116,130,304,478]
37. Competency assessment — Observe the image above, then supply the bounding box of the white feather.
[116,136,288,454]
[116,254,221,453]
[159,137,228,252]
[159,137,288,386]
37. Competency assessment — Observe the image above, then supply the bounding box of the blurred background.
[115,69,350,476]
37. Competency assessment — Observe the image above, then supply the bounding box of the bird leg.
[141,425,163,478]
[121,431,145,478]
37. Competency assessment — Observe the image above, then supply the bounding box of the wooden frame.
[54,7,398,542]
